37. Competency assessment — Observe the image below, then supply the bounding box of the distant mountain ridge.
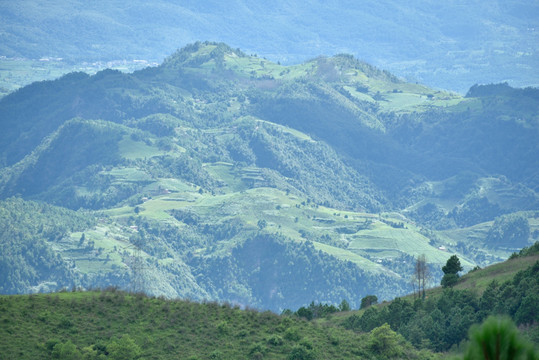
[1,1,538,91]
[0,42,537,311]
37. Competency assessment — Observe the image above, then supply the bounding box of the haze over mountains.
[1,42,537,311]
[1,4,538,358]
[1,0,538,92]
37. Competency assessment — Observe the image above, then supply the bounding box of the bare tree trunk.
[415,254,429,299]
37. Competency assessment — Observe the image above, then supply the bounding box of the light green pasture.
[312,242,387,274]
[106,167,154,182]
[224,54,310,80]
[118,136,164,160]
[348,224,463,265]
[255,119,315,142]
[204,162,249,193]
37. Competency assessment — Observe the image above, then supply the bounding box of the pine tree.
[463,316,537,360]
[441,255,463,288]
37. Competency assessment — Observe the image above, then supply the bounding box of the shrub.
[368,323,403,359]
[51,341,81,360]
[360,295,378,309]
[249,343,267,355]
[463,316,537,360]
[267,334,284,346]
[209,350,224,359]
[284,327,301,342]
[288,345,316,360]
[107,334,141,360]
[216,320,229,335]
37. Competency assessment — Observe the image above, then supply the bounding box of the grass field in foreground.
[0,290,433,360]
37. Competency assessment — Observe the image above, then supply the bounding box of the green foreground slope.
[1,245,538,359]
[329,244,539,353]
[0,290,437,360]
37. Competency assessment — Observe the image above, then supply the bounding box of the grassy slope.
[400,247,539,303]
[0,290,434,360]
[319,247,539,326]
[453,254,539,294]
[1,252,535,359]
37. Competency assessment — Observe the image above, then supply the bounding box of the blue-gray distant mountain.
[1,1,538,92]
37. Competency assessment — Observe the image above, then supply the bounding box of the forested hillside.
[0,42,538,311]
[339,245,539,352]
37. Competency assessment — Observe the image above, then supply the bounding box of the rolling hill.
[329,243,539,352]
[0,42,538,311]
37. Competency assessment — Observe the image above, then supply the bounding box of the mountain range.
[1,0,538,92]
[0,42,538,312]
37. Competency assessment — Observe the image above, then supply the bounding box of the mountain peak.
[162,41,246,68]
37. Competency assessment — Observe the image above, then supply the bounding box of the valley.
[1,42,537,313]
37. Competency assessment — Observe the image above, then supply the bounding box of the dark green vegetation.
[1,42,538,312]
[463,316,537,360]
[1,1,538,92]
[0,198,97,294]
[0,290,438,360]
[338,245,539,353]
[440,255,463,288]
[1,245,537,359]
